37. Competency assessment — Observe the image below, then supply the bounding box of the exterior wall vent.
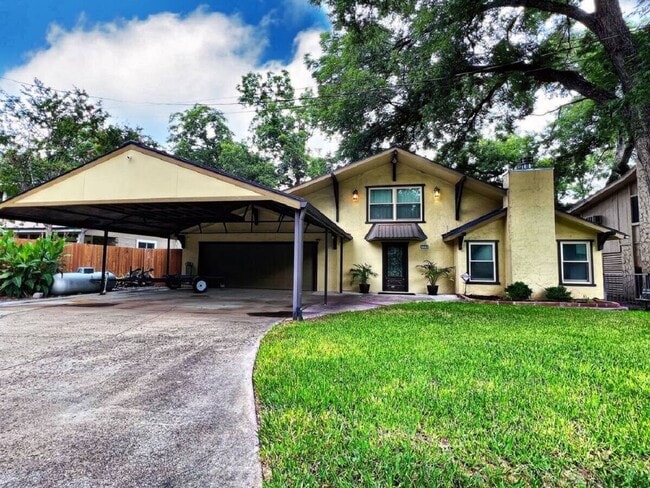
[586,215,603,225]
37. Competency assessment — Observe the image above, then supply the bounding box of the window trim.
[366,185,425,223]
[466,240,499,284]
[631,195,639,225]
[137,239,157,249]
[558,240,595,286]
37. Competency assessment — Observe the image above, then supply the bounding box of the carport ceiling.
[0,200,315,238]
[0,142,351,240]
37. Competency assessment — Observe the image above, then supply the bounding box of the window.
[368,186,423,222]
[137,240,156,249]
[631,195,639,224]
[559,241,592,284]
[467,242,497,283]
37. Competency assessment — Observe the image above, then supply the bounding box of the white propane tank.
[51,271,117,295]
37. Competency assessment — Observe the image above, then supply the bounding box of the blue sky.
[0,1,328,72]
[0,0,329,144]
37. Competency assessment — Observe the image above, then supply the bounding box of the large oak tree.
[310,0,650,270]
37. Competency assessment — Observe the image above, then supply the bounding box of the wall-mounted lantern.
[352,189,359,203]
[433,186,441,199]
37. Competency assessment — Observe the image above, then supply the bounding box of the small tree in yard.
[0,231,65,298]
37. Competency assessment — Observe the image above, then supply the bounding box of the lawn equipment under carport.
[116,268,210,293]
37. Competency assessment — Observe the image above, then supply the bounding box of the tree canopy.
[238,70,330,186]
[308,0,648,197]
[0,79,154,196]
[167,104,279,187]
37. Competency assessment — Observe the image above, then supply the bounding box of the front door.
[382,243,408,292]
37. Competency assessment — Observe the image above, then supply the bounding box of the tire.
[192,277,208,293]
[166,275,182,289]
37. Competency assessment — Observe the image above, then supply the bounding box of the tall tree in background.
[310,0,650,270]
[0,79,153,195]
[167,104,278,187]
[238,70,329,187]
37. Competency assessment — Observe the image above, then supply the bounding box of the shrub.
[545,285,572,301]
[505,281,533,301]
[0,231,65,298]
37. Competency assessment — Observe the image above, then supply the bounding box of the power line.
[0,25,641,111]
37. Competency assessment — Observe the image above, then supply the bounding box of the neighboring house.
[0,143,624,316]
[0,220,180,249]
[570,167,643,300]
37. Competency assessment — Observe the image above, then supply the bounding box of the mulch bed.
[460,294,627,310]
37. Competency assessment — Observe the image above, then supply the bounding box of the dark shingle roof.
[364,223,428,241]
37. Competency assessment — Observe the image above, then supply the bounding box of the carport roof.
[0,142,352,240]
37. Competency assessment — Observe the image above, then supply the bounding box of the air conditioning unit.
[586,215,603,225]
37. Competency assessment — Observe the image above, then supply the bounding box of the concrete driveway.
[0,288,456,487]
[0,288,296,487]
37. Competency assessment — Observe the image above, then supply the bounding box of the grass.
[254,302,650,487]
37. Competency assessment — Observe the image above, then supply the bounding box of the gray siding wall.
[577,180,638,274]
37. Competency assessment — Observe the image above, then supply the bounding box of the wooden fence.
[60,243,183,277]
[15,239,183,278]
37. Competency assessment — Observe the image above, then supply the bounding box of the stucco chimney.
[503,166,557,298]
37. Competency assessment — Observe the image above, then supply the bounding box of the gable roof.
[555,210,627,238]
[441,207,626,243]
[570,167,637,214]
[442,207,507,241]
[0,142,351,239]
[289,147,506,200]
[4,141,300,209]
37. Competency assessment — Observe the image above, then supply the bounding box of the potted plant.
[349,263,378,293]
[416,260,454,295]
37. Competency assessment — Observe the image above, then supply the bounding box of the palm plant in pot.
[349,263,378,293]
[416,260,454,295]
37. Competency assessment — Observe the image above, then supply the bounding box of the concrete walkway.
[0,288,457,487]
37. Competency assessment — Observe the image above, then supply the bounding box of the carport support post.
[324,229,329,306]
[100,230,109,295]
[292,208,306,320]
[339,237,343,293]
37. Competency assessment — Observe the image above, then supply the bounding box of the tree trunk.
[635,133,650,272]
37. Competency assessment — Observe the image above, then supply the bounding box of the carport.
[0,142,351,319]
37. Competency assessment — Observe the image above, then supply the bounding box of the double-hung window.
[559,241,592,284]
[368,186,423,222]
[467,242,497,283]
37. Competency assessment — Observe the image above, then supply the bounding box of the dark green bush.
[505,281,533,301]
[0,231,65,298]
[545,285,572,301]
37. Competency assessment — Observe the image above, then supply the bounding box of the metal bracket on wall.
[458,232,466,251]
[455,176,467,221]
[330,173,340,222]
[597,231,615,250]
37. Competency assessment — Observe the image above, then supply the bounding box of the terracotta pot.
[427,284,439,295]
[359,283,370,294]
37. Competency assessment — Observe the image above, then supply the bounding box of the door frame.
[381,242,409,292]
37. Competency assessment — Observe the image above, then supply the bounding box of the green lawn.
[254,302,650,487]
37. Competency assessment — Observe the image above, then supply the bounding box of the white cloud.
[1,8,330,149]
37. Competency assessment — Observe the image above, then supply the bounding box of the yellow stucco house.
[290,148,623,299]
[0,142,624,317]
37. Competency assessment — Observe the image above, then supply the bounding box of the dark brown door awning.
[364,223,427,241]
